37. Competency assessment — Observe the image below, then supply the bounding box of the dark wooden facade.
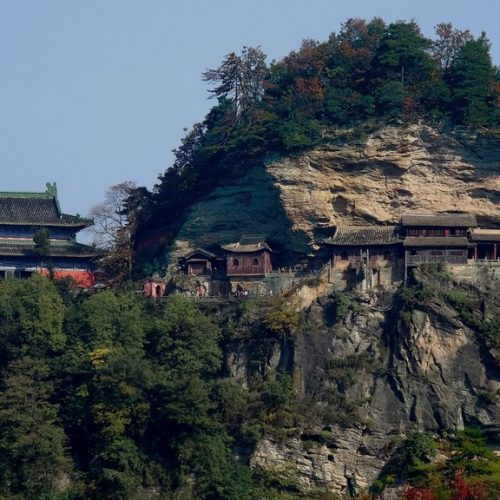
[225,250,273,276]
[182,249,216,276]
[325,226,403,289]
[470,229,500,260]
[401,214,476,267]
[403,237,469,266]
[222,238,275,276]
[179,238,276,279]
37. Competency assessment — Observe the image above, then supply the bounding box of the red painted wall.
[143,280,166,298]
[39,269,94,288]
[226,250,272,276]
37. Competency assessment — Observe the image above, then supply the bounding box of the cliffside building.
[0,183,98,287]
[470,229,500,260]
[401,214,476,269]
[326,213,499,291]
[324,226,404,290]
[148,213,499,298]
[222,236,276,277]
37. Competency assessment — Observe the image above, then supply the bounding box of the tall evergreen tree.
[447,35,496,125]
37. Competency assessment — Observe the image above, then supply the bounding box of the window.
[448,250,464,256]
[341,252,348,261]
[430,250,443,255]
[253,258,259,265]
[428,229,445,236]
[233,258,240,267]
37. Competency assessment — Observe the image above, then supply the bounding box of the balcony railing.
[407,255,467,266]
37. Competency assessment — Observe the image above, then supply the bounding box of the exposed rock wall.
[167,124,500,266]
[225,287,500,494]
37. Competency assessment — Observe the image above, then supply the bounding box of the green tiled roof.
[0,184,91,227]
[0,238,100,258]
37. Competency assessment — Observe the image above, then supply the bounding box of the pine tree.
[448,35,496,125]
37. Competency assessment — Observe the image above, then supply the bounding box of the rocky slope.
[225,275,500,494]
[167,123,500,266]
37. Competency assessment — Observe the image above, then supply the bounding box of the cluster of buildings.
[325,213,499,290]
[145,213,500,297]
[0,184,497,296]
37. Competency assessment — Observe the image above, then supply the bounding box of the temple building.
[470,229,500,260]
[324,213,499,291]
[222,236,276,277]
[180,248,225,277]
[325,226,404,290]
[144,236,282,298]
[0,183,98,287]
[401,213,476,269]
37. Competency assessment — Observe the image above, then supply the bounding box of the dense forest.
[0,275,498,498]
[132,18,500,259]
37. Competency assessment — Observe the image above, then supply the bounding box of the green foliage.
[33,227,51,258]
[0,357,72,497]
[371,432,437,493]
[375,21,434,87]
[325,290,358,324]
[278,119,322,150]
[0,277,262,498]
[263,304,300,336]
[397,264,499,349]
[448,36,496,125]
[390,428,500,497]
[374,80,406,117]
[0,275,66,357]
[323,352,374,426]
[445,288,500,348]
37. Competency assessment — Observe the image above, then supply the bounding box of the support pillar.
[494,243,497,261]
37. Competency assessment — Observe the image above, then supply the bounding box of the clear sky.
[1,0,499,221]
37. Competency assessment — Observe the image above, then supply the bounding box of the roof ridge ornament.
[45,182,57,198]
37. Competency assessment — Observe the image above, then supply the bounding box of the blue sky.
[1,0,499,221]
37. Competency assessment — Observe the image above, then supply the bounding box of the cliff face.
[226,279,500,494]
[155,123,500,493]
[167,123,500,266]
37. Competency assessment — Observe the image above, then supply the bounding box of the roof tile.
[324,226,402,246]
[401,213,477,228]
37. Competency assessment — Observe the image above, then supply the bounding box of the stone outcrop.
[166,123,500,266]
[225,282,500,494]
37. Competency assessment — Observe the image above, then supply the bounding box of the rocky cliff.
[166,123,500,266]
[157,123,500,494]
[224,274,500,494]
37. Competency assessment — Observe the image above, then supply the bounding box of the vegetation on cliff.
[132,18,499,265]
[0,276,326,498]
[0,274,498,498]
